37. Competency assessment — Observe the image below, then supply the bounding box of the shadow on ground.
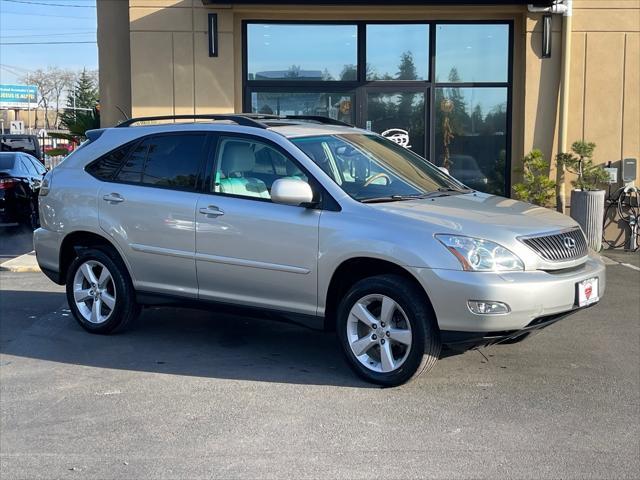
[1,290,385,388]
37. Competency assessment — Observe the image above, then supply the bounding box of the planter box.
[569,189,605,251]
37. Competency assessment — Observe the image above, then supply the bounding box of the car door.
[195,134,321,316]
[97,132,209,298]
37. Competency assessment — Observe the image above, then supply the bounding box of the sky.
[0,0,98,84]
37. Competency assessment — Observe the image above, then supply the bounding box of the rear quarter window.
[86,144,134,181]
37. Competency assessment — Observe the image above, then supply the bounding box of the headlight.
[435,234,524,272]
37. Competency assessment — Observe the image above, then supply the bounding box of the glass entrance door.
[361,88,428,159]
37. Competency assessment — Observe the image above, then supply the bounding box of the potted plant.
[556,141,610,251]
[513,149,556,207]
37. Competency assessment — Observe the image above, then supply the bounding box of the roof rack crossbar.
[116,114,268,129]
[283,115,353,127]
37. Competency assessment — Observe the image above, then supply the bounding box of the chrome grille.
[520,228,588,262]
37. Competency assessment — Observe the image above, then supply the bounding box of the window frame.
[242,19,514,196]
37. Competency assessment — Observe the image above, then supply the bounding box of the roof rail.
[115,113,355,129]
[283,115,353,127]
[116,114,268,129]
[240,113,353,127]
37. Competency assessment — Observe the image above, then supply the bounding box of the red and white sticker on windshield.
[577,277,599,307]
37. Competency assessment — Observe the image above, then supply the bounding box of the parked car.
[1,134,43,163]
[0,152,46,228]
[33,114,605,386]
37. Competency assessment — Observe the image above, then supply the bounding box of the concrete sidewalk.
[0,251,40,273]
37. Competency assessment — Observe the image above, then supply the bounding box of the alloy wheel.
[72,260,117,324]
[346,294,412,373]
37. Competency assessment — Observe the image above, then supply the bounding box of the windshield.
[291,133,469,202]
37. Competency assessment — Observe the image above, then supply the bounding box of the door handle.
[102,193,125,203]
[199,205,224,217]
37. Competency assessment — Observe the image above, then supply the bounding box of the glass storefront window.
[366,24,429,81]
[434,87,508,195]
[247,24,358,81]
[250,91,355,124]
[366,92,426,157]
[435,24,509,83]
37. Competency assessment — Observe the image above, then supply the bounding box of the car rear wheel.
[337,274,441,387]
[66,248,140,334]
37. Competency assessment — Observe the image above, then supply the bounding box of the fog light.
[467,300,510,315]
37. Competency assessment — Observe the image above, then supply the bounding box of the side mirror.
[438,166,450,175]
[271,178,314,207]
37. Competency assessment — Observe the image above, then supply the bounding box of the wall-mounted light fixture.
[542,14,552,58]
[208,13,218,57]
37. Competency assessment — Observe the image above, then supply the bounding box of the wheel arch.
[59,230,134,285]
[323,256,436,332]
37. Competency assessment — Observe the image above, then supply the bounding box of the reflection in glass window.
[366,24,429,81]
[435,24,509,83]
[434,87,508,195]
[247,24,358,81]
[366,92,425,157]
[250,91,355,124]
[141,134,206,190]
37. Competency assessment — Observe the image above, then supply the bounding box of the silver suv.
[34,114,606,386]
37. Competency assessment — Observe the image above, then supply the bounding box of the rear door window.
[140,134,206,190]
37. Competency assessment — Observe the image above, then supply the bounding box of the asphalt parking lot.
[1,256,639,479]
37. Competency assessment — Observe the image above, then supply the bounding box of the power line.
[0,40,96,45]
[0,9,94,19]
[1,0,95,7]
[1,31,95,38]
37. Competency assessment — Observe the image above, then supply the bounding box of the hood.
[370,192,577,237]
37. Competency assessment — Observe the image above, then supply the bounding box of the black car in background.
[0,152,46,228]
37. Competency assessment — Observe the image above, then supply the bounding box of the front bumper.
[413,253,606,333]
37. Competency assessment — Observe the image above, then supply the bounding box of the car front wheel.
[337,274,441,387]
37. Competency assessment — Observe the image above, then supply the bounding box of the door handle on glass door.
[102,193,125,203]
[199,205,224,217]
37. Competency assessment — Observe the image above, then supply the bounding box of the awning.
[202,1,552,5]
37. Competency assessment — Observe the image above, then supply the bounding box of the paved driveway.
[1,260,639,479]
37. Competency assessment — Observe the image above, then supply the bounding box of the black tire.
[337,274,441,387]
[65,247,140,334]
[24,200,39,230]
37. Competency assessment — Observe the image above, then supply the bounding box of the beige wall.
[100,1,639,190]
[524,0,639,196]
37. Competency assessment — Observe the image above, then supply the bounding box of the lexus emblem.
[563,237,577,249]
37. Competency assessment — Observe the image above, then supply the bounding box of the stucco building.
[97,0,639,208]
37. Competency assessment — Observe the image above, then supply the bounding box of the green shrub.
[556,141,609,191]
[513,149,556,206]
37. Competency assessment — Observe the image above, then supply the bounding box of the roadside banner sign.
[0,84,38,109]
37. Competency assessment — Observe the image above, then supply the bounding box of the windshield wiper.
[360,195,421,204]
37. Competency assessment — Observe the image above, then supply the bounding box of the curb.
[0,252,41,273]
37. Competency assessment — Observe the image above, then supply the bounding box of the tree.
[21,67,74,128]
[556,141,609,191]
[59,69,98,130]
[513,149,556,206]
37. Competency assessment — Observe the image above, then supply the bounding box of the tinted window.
[0,155,16,170]
[366,24,429,80]
[87,144,133,180]
[247,24,358,81]
[141,134,205,189]
[27,156,46,175]
[115,142,148,183]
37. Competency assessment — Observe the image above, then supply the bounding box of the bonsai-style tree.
[556,141,609,191]
[513,149,556,206]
